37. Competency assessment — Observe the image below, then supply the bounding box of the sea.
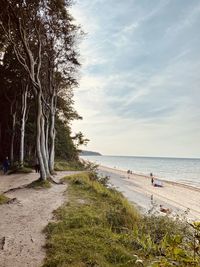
[81,155,200,188]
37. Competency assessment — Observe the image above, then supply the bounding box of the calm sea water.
[81,155,200,188]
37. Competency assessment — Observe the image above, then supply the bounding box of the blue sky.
[71,0,200,158]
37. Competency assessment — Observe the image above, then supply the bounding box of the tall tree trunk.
[45,114,49,163]
[49,95,56,174]
[36,93,47,180]
[19,85,28,167]
[49,112,55,174]
[10,111,16,166]
[40,113,51,178]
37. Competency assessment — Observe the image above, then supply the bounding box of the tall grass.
[54,161,84,171]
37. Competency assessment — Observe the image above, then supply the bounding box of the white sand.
[0,171,80,267]
[98,165,200,221]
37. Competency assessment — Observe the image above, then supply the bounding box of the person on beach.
[160,205,171,214]
[150,173,154,185]
[2,156,10,174]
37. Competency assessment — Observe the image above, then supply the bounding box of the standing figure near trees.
[34,158,40,173]
[2,157,10,174]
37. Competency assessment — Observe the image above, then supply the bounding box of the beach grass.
[42,172,200,267]
[54,161,84,171]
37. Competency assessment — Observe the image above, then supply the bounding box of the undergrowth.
[7,166,33,175]
[54,161,84,171]
[42,172,200,267]
[27,178,51,189]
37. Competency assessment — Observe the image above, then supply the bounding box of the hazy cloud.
[71,0,200,158]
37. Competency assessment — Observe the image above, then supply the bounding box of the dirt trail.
[0,171,76,267]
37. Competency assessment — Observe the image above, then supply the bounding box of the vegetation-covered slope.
[42,172,200,267]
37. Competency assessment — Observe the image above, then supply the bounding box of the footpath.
[0,171,77,267]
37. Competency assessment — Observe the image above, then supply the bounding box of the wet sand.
[98,165,200,221]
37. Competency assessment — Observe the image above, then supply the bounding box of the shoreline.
[81,156,200,189]
[97,164,200,221]
[100,164,200,192]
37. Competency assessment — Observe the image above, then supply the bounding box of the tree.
[0,0,82,179]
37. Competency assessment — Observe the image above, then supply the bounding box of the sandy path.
[0,171,77,267]
[98,165,200,221]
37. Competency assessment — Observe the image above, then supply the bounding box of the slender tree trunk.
[40,113,51,178]
[45,114,49,163]
[49,95,56,174]
[10,109,17,166]
[49,112,55,174]
[19,86,28,167]
[36,93,47,180]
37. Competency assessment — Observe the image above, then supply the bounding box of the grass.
[42,172,200,267]
[0,194,10,204]
[27,178,51,189]
[42,172,144,267]
[54,161,84,171]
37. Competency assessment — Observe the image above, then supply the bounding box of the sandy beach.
[98,165,200,221]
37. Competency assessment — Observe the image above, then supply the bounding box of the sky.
[70,0,200,158]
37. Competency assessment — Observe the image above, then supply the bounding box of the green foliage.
[54,161,84,171]
[55,117,80,162]
[81,160,99,172]
[27,179,51,189]
[0,194,9,204]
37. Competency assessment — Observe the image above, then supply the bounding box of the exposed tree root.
[47,176,64,185]
[3,185,27,194]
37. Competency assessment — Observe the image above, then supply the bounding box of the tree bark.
[10,110,16,166]
[40,113,51,178]
[45,114,49,163]
[49,96,56,174]
[19,85,28,167]
[36,93,47,180]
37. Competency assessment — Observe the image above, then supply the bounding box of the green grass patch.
[27,178,51,189]
[42,172,200,267]
[0,194,10,204]
[54,161,84,171]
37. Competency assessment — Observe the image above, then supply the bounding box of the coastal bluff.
[80,150,102,156]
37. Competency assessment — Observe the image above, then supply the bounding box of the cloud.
[71,0,200,158]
